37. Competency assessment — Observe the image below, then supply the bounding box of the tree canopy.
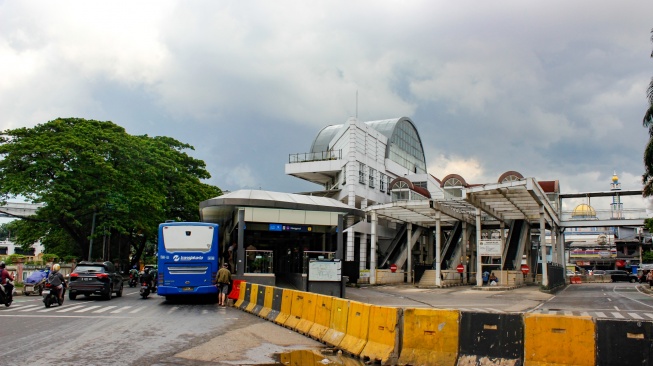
[0,118,221,266]
[643,29,653,196]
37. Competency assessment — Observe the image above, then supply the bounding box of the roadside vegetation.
[0,117,221,269]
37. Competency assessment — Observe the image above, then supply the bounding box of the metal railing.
[244,250,273,274]
[559,208,648,221]
[288,150,342,164]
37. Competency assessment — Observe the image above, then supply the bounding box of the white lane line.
[36,307,59,313]
[580,312,591,317]
[595,312,606,318]
[75,305,101,313]
[56,305,87,313]
[611,312,625,319]
[129,306,146,314]
[18,305,40,312]
[93,306,117,313]
[645,313,653,320]
[202,309,208,314]
[630,313,644,320]
[167,306,179,314]
[111,306,131,313]
[563,311,574,316]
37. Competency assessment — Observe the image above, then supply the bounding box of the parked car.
[605,270,638,283]
[68,261,123,300]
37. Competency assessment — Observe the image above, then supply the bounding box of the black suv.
[68,261,123,300]
[606,270,638,283]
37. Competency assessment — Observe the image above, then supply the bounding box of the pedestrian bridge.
[0,202,44,218]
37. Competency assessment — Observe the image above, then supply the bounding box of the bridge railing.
[559,208,648,221]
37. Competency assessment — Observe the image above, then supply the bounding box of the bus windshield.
[162,225,215,252]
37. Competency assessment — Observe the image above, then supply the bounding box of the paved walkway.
[344,284,555,313]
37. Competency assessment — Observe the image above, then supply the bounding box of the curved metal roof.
[199,189,364,224]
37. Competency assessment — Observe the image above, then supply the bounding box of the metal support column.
[407,222,412,283]
[435,212,442,287]
[370,211,377,285]
[475,208,482,286]
[237,208,245,276]
[540,206,548,287]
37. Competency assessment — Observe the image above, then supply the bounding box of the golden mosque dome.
[572,203,596,218]
[612,173,619,183]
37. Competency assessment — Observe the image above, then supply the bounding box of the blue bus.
[157,222,219,300]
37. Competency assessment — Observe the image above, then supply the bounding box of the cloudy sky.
[1,1,652,212]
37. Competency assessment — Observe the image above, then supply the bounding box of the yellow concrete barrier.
[339,300,371,356]
[258,285,275,319]
[323,297,349,347]
[398,308,460,365]
[360,305,401,365]
[234,281,247,308]
[274,288,294,326]
[308,294,333,341]
[244,283,258,313]
[295,292,318,335]
[524,313,595,366]
[284,290,305,330]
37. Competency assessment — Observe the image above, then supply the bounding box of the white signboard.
[308,260,342,282]
[479,239,502,256]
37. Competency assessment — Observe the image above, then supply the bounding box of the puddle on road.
[264,349,368,366]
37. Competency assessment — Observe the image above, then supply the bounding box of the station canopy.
[367,178,558,228]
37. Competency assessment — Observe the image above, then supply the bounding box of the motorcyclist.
[48,263,67,304]
[0,261,14,300]
[140,268,154,288]
[129,266,139,286]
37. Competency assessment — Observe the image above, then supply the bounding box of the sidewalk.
[343,283,554,313]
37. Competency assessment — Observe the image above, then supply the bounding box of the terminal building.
[200,116,644,289]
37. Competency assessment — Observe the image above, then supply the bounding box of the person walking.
[215,263,232,307]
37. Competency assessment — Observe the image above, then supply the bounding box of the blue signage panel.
[269,224,283,231]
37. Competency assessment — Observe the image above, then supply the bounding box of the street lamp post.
[88,211,97,261]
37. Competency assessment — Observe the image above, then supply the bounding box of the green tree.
[643,29,653,196]
[0,118,221,266]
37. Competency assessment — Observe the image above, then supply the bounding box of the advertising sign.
[479,239,502,256]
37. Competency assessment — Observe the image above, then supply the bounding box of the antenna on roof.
[356,89,358,119]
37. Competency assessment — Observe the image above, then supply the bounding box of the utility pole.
[88,211,97,261]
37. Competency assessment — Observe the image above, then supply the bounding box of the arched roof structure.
[310,117,427,174]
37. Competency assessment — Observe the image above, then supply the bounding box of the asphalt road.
[0,286,324,366]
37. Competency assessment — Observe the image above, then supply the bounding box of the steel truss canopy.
[367,178,558,228]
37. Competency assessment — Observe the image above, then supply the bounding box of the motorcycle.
[0,280,14,307]
[43,282,66,308]
[129,275,138,288]
[140,282,150,299]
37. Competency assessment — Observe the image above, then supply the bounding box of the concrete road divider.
[596,318,653,366]
[398,308,460,366]
[458,312,523,365]
[258,285,275,319]
[524,313,595,366]
[274,288,294,325]
[266,287,283,322]
[252,284,266,315]
[244,283,258,313]
[284,290,305,330]
[323,297,350,348]
[234,281,248,308]
[360,305,402,365]
[308,294,333,341]
[339,300,371,357]
[296,292,318,335]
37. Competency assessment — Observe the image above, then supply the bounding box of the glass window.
[380,173,386,192]
[342,166,346,185]
[369,167,375,188]
[359,162,365,184]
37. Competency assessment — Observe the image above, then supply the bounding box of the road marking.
[18,305,40,312]
[630,313,644,320]
[595,312,606,318]
[112,306,131,313]
[607,298,612,302]
[580,312,590,317]
[94,306,117,313]
[75,306,101,313]
[56,305,87,313]
[614,306,620,310]
[36,307,59,313]
[129,306,146,314]
[645,313,653,320]
[563,311,574,316]
[202,309,208,314]
[611,312,625,319]
[167,306,179,314]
